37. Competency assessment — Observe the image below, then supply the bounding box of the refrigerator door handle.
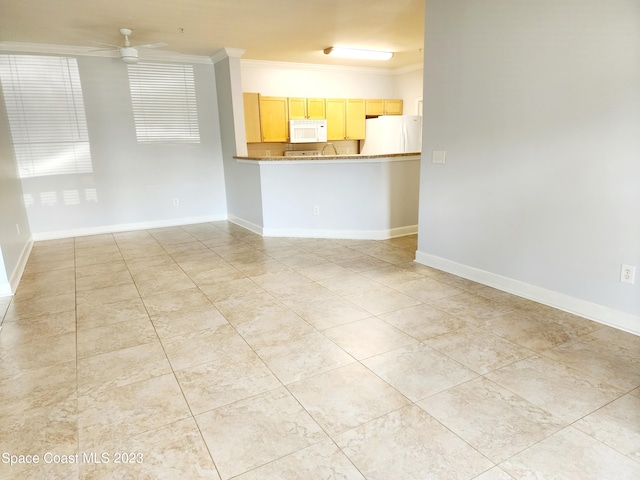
[401,124,407,152]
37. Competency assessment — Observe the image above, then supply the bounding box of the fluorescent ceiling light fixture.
[323,47,393,61]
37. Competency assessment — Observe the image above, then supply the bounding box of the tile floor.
[0,221,639,479]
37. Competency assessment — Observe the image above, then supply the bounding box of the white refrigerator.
[360,115,422,155]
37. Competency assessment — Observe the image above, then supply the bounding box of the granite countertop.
[234,152,421,161]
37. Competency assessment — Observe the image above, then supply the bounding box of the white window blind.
[0,55,92,178]
[127,63,200,143]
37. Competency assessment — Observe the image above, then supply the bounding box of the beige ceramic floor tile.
[486,355,625,423]
[214,291,291,326]
[0,310,75,345]
[161,323,253,371]
[344,285,421,316]
[78,374,191,451]
[4,293,75,321]
[76,297,148,331]
[0,360,76,416]
[175,349,282,415]
[0,399,77,478]
[295,262,354,281]
[378,304,469,340]
[142,287,212,316]
[323,317,418,360]
[0,332,76,378]
[336,255,392,273]
[79,417,220,480]
[500,426,640,480]
[288,297,373,330]
[233,439,364,480]
[473,467,515,479]
[75,283,141,307]
[363,343,478,402]
[418,377,565,463]
[77,317,158,359]
[318,274,383,296]
[429,292,514,324]
[359,265,424,286]
[250,269,314,291]
[335,405,493,480]
[391,276,463,303]
[151,304,228,339]
[235,310,315,349]
[574,393,640,462]
[77,341,172,396]
[199,277,265,303]
[542,335,640,390]
[75,269,134,293]
[195,387,327,479]
[255,331,355,384]
[187,264,246,286]
[288,363,410,436]
[230,257,290,276]
[424,325,534,374]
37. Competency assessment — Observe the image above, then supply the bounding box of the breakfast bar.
[231,153,421,239]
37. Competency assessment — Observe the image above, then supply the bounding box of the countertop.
[234,152,421,162]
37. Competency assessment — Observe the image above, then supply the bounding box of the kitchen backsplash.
[247,140,359,157]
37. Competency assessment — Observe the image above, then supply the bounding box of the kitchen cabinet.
[365,99,404,116]
[326,98,346,141]
[259,96,288,142]
[326,98,365,140]
[243,92,262,143]
[345,99,366,139]
[288,97,326,119]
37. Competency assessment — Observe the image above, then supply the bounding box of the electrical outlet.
[620,264,636,284]
[313,205,320,215]
[173,198,180,206]
[265,150,271,156]
[432,150,446,164]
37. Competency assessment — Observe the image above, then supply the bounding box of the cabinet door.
[288,98,307,119]
[260,96,288,142]
[306,98,326,119]
[384,99,403,115]
[345,98,366,140]
[365,99,384,116]
[243,93,262,143]
[326,98,346,140]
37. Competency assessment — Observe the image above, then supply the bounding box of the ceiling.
[0,0,425,69]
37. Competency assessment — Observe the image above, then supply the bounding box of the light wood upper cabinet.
[345,99,366,140]
[365,99,384,116]
[259,96,288,142]
[306,98,326,119]
[288,98,326,119]
[384,99,403,115]
[326,98,346,141]
[243,92,262,143]
[365,98,404,116]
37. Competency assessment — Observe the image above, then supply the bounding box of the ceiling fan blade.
[89,40,120,49]
[135,42,168,49]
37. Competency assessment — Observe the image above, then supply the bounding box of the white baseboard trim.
[415,251,640,336]
[0,237,33,297]
[227,215,264,236]
[261,224,418,240]
[31,215,228,241]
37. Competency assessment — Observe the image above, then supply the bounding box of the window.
[0,55,92,178]
[127,63,200,143]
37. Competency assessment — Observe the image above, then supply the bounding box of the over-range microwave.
[289,119,327,143]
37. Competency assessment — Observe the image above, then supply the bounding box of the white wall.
[15,55,227,238]
[0,83,32,295]
[241,60,399,99]
[393,67,424,116]
[418,0,640,330]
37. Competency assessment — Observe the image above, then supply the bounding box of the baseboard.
[227,215,264,236]
[0,236,33,297]
[415,251,640,336]
[261,224,418,240]
[31,215,228,241]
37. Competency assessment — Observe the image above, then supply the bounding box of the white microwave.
[289,119,327,143]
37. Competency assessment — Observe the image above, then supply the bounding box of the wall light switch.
[432,150,446,164]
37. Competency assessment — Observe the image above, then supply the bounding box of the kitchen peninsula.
[230,152,421,240]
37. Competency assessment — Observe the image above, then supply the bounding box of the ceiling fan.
[94,28,167,64]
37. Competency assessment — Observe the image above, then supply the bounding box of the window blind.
[0,55,92,178]
[127,63,200,143]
